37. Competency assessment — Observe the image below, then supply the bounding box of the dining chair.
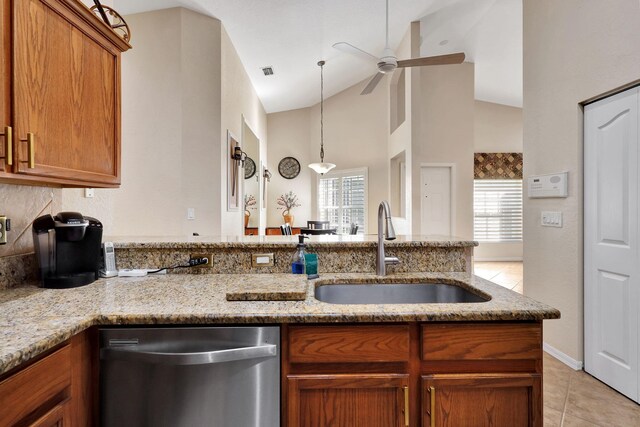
[280,223,292,235]
[307,220,330,230]
[349,223,359,235]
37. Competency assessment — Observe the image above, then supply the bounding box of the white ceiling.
[114,0,522,112]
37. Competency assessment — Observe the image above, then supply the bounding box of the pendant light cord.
[319,60,325,163]
[385,0,389,48]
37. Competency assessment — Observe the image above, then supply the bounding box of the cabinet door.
[12,0,121,186]
[29,399,71,427]
[422,374,541,427]
[0,0,11,174]
[288,374,410,427]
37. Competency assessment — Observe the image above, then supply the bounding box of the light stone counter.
[0,272,559,376]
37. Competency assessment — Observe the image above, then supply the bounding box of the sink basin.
[314,283,489,304]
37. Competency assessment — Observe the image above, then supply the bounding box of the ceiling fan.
[333,0,466,95]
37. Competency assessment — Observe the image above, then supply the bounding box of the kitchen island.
[0,237,559,426]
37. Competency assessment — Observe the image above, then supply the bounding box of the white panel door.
[421,166,452,236]
[584,86,639,402]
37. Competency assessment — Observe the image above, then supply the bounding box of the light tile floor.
[474,261,640,426]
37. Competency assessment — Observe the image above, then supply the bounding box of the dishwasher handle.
[100,344,277,366]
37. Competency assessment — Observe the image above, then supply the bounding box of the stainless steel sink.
[314,283,489,304]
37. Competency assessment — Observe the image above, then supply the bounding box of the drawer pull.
[28,133,35,169]
[0,126,11,166]
[430,386,436,427]
[403,385,409,427]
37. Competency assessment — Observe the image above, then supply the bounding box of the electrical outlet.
[190,254,214,268]
[0,216,8,245]
[252,253,275,267]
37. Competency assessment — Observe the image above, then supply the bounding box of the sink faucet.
[377,201,400,275]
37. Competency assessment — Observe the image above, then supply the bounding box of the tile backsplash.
[0,184,62,258]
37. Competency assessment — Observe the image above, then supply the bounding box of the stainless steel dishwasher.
[100,326,279,427]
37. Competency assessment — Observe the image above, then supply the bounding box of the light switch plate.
[541,211,563,227]
[252,253,275,267]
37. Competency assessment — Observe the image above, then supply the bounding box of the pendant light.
[309,60,336,175]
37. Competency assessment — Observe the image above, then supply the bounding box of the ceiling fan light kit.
[333,0,466,95]
[309,60,336,175]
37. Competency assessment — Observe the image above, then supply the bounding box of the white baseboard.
[544,342,583,370]
[473,257,523,262]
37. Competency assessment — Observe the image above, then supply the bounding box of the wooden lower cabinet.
[0,328,97,427]
[29,399,72,427]
[287,374,410,427]
[421,374,541,427]
[284,322,543,427]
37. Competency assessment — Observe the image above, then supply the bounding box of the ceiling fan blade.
[397,52,466,68]
[360,73,384,95]
[333,42,379,63]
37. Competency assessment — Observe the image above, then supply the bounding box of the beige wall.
[266,72,389,233]
[474,100,524,260]
[220,27,268,235]
[474,101,523,153]
[388,24,418,229]
[523,0,640,362]
[266,108,313,227]
[411,62,475,239]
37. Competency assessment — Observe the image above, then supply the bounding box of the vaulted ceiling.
[115,0,522,113]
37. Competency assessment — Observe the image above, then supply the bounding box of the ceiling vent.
[261,66,274,76]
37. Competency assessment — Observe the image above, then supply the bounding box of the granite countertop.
[0,272,559,376]
[106,234,479,249]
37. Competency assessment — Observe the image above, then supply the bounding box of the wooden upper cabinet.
[4,0,130,187]
[0,0,11,174]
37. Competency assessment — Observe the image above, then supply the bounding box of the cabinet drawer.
[289,325,410,363]
[421,323,541,361]
[0,345,71,426]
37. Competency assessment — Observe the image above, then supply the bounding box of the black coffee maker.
[32,212,103,289]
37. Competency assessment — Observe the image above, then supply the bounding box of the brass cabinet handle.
[403,386,409,427]
[27,133,35,169]
[0,126,11,166]
[19,133,35,169]
[430,386,436,427]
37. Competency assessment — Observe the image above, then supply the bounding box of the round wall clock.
[244,157,256,179]
[278,157,301,179]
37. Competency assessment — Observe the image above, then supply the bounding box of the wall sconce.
[262,168,272,203]
[230,145,247,197]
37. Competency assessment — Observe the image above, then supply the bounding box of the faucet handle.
[385,256,400,266]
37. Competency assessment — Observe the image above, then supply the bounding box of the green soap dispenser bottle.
[292,235,308,274]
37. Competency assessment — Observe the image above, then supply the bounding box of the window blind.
[473,179,523,242]
[318,171,366,234]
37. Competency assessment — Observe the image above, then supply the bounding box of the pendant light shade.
[309,60,336,175]
[308,162,336,174]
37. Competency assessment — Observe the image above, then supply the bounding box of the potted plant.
[276,191,301,226]
[244,194,257,228]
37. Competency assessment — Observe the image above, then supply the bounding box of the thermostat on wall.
[527,172,569,198]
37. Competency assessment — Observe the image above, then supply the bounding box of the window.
[473,179,523,242]
[318,168,367,234]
